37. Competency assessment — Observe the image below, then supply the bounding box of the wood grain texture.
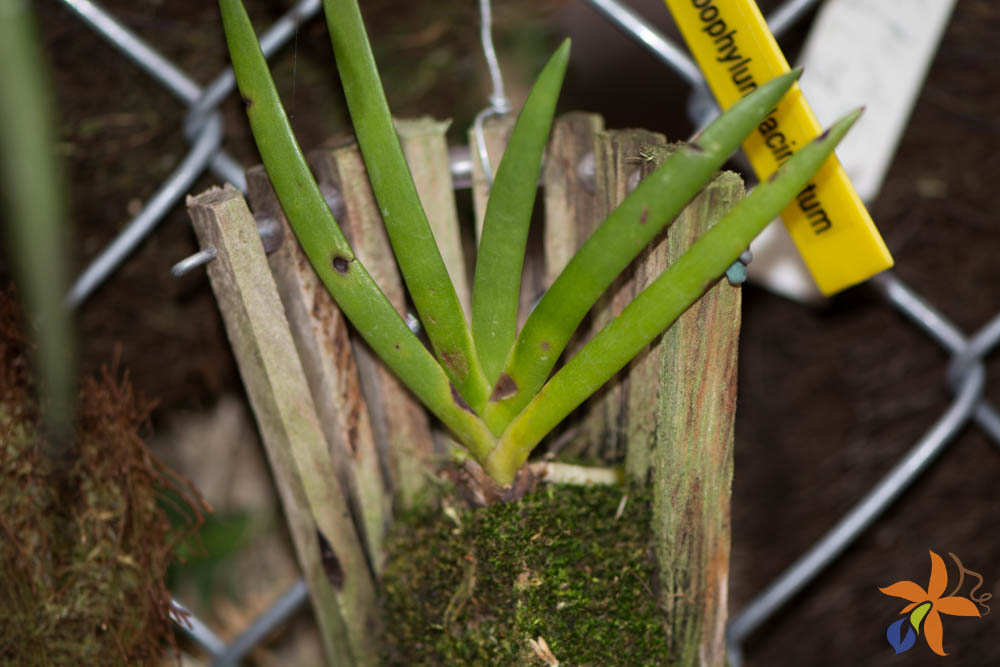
[647,165,744,667]
[621,144,676,482]
[308,144,436,510]
[187,185,378,666]
[540,112,604,454]
[576,129,667,460]
[246,165,391,571]
[542,112,604,287]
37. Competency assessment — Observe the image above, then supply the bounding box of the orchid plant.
[219,0,860,485]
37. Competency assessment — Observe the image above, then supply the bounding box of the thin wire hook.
[474,0,511,186]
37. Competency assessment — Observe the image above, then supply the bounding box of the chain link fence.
[51,0,998,664]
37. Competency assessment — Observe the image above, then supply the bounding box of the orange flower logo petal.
[879,550,985,657]
[926,550,948,600]
[879,580,929,603]
[934,596,981,617]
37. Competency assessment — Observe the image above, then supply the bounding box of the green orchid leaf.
[219,0,495,460]
[0,3,74,457]
[485,108,863,483]
[481,69,803,435]
[319,0,490,409]
[472,40,571,386]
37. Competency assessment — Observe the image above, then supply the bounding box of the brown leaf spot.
[489,373,519,402]
[332,255,350,274]
[440,350,469,377]
[640,205,649,224]
[540,341,550,351]
[450,385,474,414]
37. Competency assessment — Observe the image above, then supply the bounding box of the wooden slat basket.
[186,113,743,667]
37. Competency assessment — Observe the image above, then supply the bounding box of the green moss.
[380,484,670,665]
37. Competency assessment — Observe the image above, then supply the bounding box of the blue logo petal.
[887,617,917,654]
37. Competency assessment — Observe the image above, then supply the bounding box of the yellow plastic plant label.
[663,0,893,295]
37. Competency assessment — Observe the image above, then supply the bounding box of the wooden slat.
[539,112,604,453]
[246,166,391,571]
[576,129,667,460]
[308,144,436,510]
[187,185,378,667]
[620,145,676,481]
[542,112,604,287]
[646,163,743,667]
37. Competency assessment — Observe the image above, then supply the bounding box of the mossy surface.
[380,483,670,665]
[0,288,203,665]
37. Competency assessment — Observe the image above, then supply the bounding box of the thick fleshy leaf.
[320,0,490,408]
[880,581,929,603]
[887,618,916,655]
[218,0,497,461]
[927,550,949,600]
[936,596,982,617]
[910,601,932,632]
[479,69,803,434]
[924,610,947,656]
[483,108,862,483]
[472,40,570,385]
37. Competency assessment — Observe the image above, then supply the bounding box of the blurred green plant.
[162,486,266,607]
[0,0,75,459]
[219,0,860,485]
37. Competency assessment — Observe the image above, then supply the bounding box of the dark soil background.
[23,0,1000,664]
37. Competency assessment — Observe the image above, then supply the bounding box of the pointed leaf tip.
[815,107,864,145]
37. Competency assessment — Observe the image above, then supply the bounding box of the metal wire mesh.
[53,0,997,663]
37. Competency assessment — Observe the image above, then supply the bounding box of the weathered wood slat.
[577,129,667,460]
[186,185,378,667]
[309,144,436,510]
[647,164,743,667]
[539,112,604,453]
[246,166,391,571]
[621,146,676,481]
[542,112,604,287]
